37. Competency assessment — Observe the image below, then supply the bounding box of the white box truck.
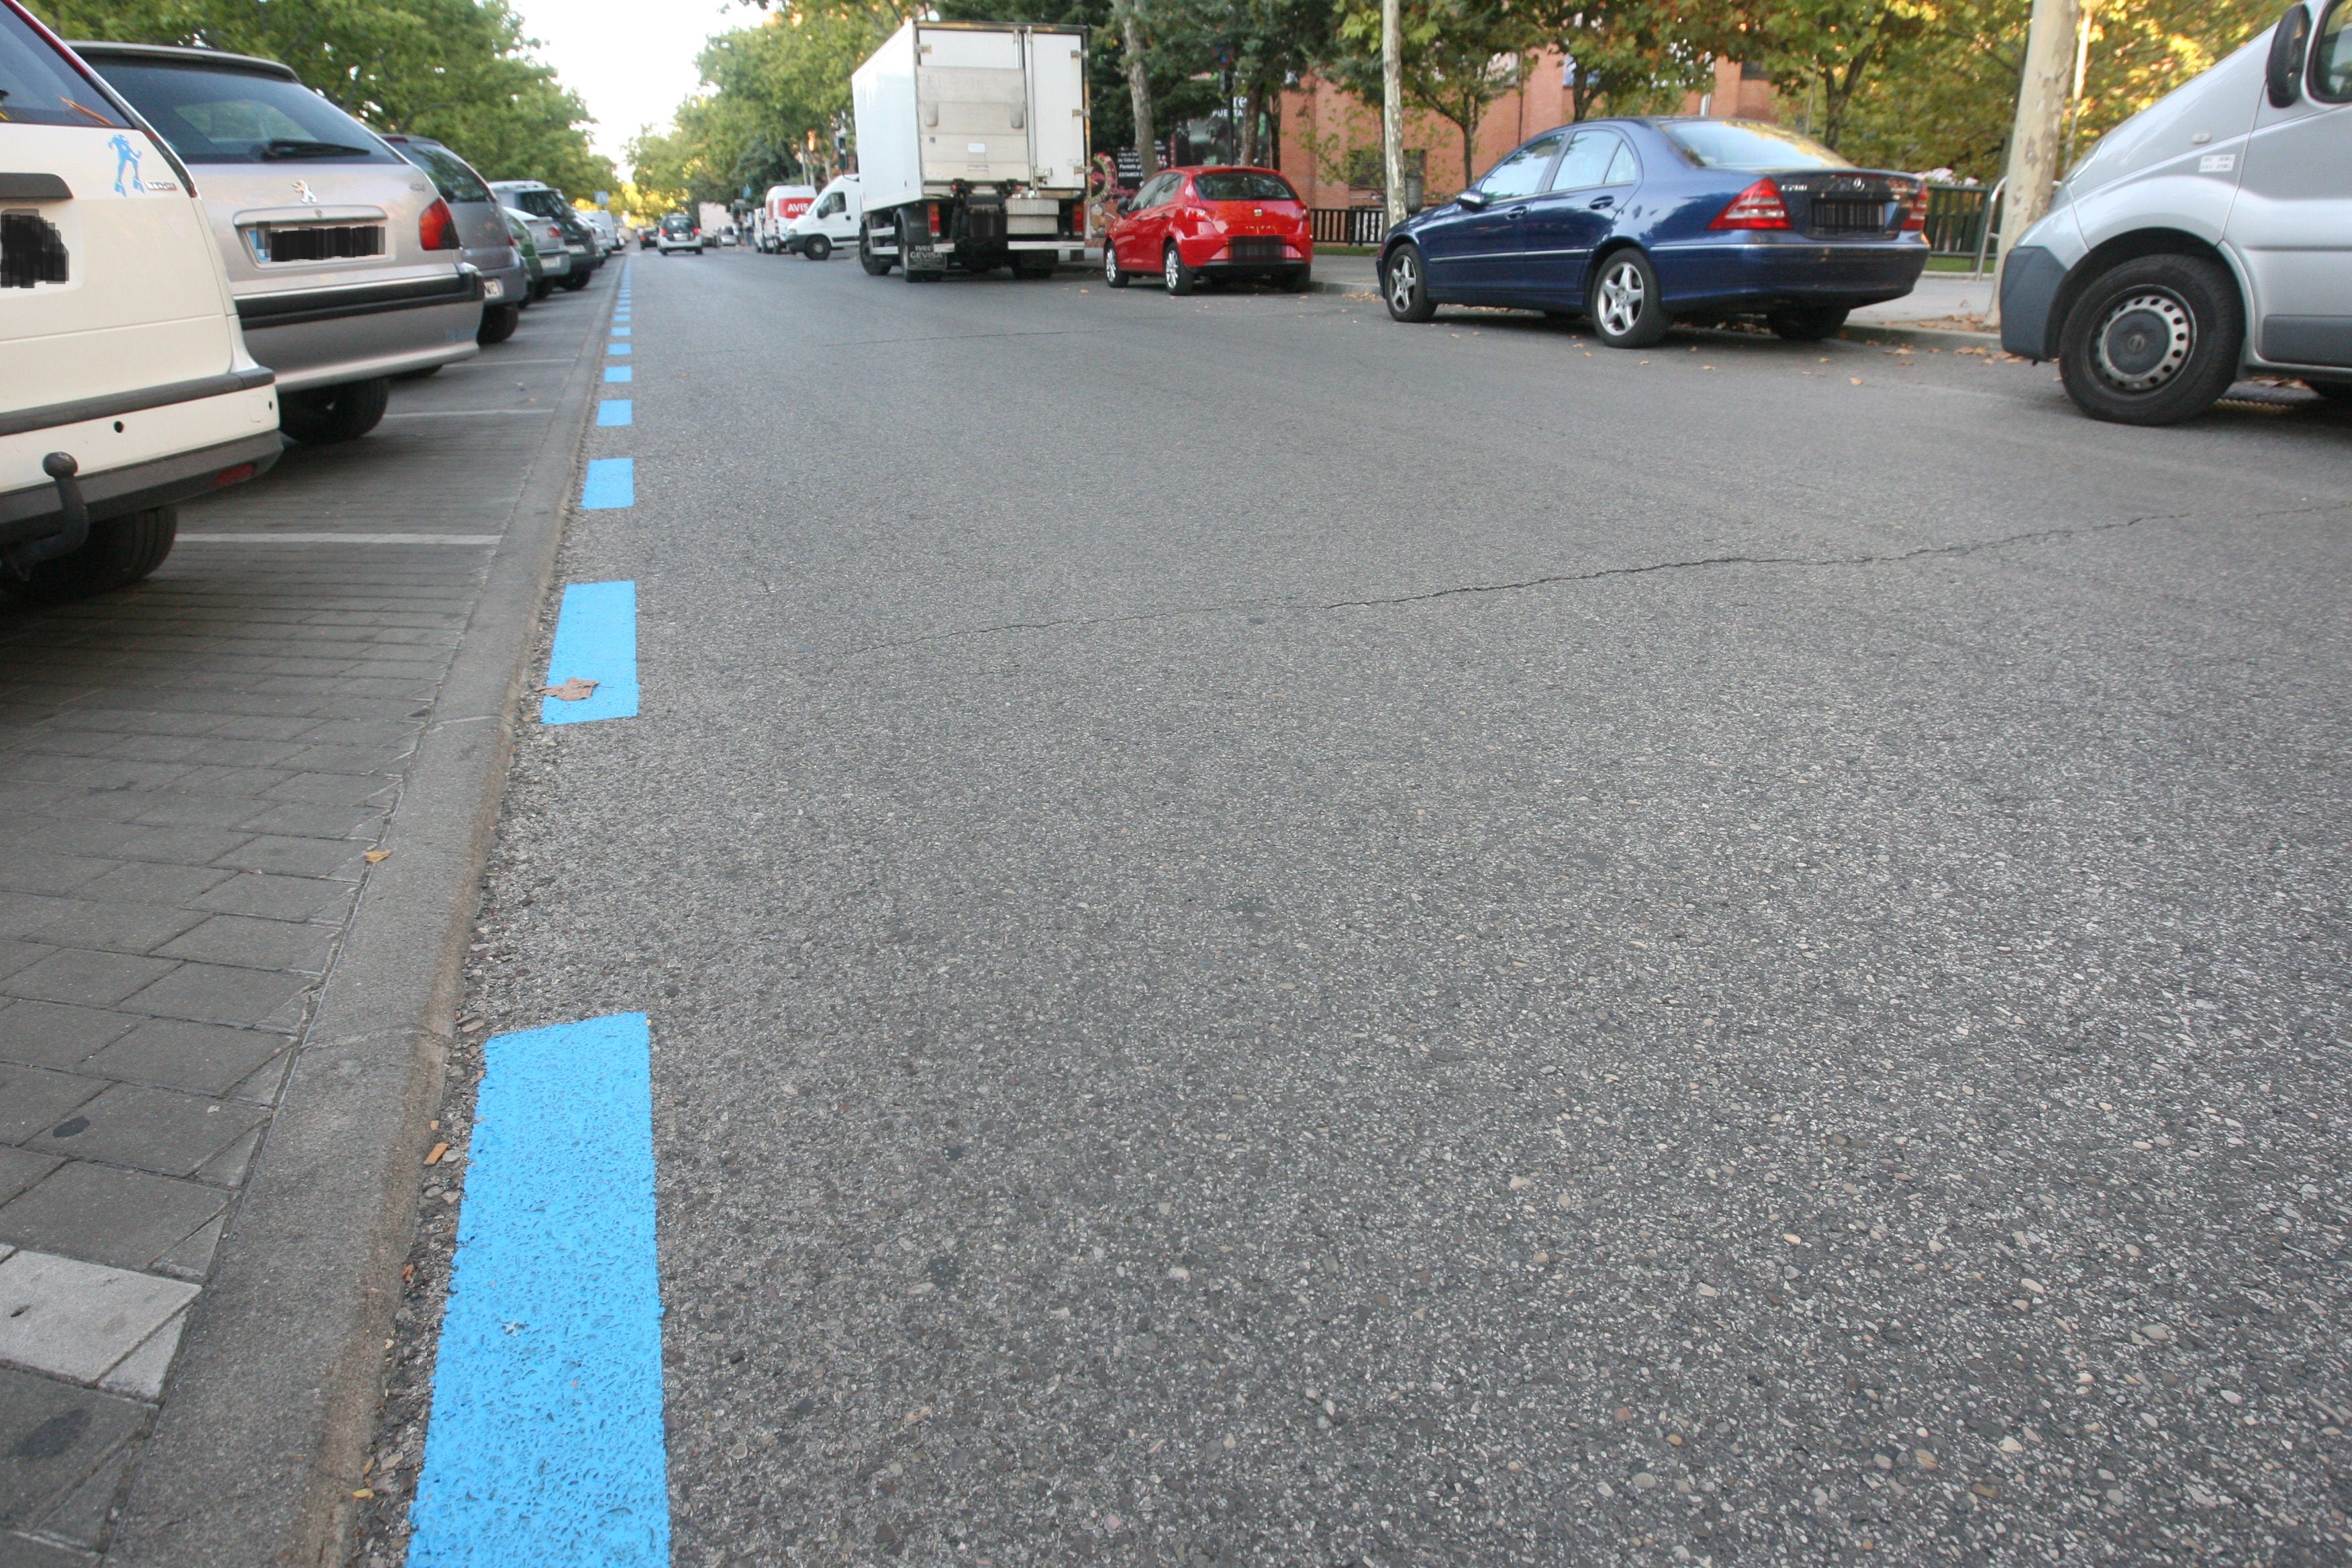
[850,20,1087,281]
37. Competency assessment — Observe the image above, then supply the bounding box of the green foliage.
[1327,0,1542,185]
[30,0,614,196]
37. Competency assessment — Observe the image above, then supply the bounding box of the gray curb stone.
[107,284,613,1568]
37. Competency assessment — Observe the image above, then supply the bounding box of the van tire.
[478,302,521,344]
[281,378,391,445]
[806,235,833,261]
[2059,252,2243,426]
[3,507,177,603]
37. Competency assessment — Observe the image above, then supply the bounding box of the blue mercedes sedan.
[1377,117,1928,347]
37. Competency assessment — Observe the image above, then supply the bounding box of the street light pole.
[1381,0,1404,228]
[1988,0,2080,326]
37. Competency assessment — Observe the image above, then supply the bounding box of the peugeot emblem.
[293,179,319,205]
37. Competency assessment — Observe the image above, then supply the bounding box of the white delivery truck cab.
[784,175,863,259]
[850,20,1087,280]
[759,183,814,252]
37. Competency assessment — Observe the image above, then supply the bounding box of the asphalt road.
[392,250,2349,1567]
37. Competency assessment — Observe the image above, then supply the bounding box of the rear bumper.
[1656,237,1927,310]
[1,429,282,546]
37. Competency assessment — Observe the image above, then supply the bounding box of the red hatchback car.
[1103,166,1313,294]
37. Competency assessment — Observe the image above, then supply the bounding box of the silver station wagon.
[75,42,484,444]
[2000,2,2352,423]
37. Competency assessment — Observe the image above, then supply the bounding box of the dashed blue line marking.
[597,399,632,427]
[604,366,632,383]
[538,581,638,724]
[407,1013,669,1568]
[611,325,630,336]
[607,342,632,355]
[581,458,634,510]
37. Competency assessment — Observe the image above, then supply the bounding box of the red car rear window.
[1193,171,1297,202]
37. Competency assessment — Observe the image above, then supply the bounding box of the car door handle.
[1588,195,1616,209]
[1506,205,1528,217]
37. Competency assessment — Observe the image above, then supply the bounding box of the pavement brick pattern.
[0,318,578,1562]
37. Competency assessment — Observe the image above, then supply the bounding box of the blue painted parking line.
[597,399,632,427]
[611,326,630,336]
[407,1013,669,1568]
[581,458,634,510]
[539,581,638,724]
[607,342,632,355]
[604,366,632,383]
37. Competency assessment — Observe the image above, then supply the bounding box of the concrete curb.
[109,275,614,1568]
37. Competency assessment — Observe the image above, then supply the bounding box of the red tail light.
[927,201,941,238]
[1902,184,1928,232]
[209,462,258,489]
[419,198,458,251]
[1710,178,1790,231]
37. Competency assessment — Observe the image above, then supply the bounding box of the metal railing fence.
[1309,207,1391,247]
[1923,183,2001,262]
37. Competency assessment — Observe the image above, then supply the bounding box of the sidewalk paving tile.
[1,952,177,1011]
[0,1367,145,1536]
[185,873,352,922]
[152,916,336,973]
[0,1069,104,1143]
[117,963,312,1029]
[207,836,366,879]
[83,1020,290,1097]
[0,1251,198,1385]
[0,1155,58,1208]
[19,1085,266,1179]
[19,904,202,956]
[68,865,230,907]
[0,1006,135,1071]
[0,944,50,982]
[0,1162,228,1271]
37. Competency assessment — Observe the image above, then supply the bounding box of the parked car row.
[1,3,607,601]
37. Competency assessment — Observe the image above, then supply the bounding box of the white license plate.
[483,278,505,299]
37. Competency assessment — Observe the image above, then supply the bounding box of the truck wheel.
[281,378,391,444]
[859,230,893,276]
[478,302,521,344]
[1014,258,1056,280]
[2059,253,2243,426]
[2,507,177,603]
[1163,244,1197,296]
[806,235,832,262]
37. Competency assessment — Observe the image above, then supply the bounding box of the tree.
[1529,0,1722,123]
[1329,0,1540,187]
[1750,0,1926,149]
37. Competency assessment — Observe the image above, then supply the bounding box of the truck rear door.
[1024,30,1087,191]
[917,27,1032,187]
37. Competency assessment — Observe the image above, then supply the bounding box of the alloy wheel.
[1597,260,1646,338]
[1387,254,1419,314]
[1164,248,1181,291]
[2092,291,2194,394]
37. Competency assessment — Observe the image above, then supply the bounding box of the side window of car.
[1146,173,1179,208]
[2313,0,2352,101]
[1603,138,1640,185]
[1479,132,1564,200]
[818,193,843,217]
[1547,131,1618,192]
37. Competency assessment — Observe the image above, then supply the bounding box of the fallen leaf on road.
[364,849,391,863]
[542,677,599,701]
[1849,377,1864,385]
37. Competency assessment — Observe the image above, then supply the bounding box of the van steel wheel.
[1382,245,1435,322]
[2058,253,2242,426]
[1590,250,1669,348]
[280,379,391,445]
[805,235,832,261]
[1,507,177,603]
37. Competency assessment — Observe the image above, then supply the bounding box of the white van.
[2000,2,2352,422]
[785,175,863,261]
[2,3,279,601]
[758,183,815,252]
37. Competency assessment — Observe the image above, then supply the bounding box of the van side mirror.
[2268,3,2312,106]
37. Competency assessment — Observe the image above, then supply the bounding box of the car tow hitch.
[3,452,91,580]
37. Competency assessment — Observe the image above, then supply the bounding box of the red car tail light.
[1710,179,1791,230]
[1902,185,1928,231]
[419,198,458,250]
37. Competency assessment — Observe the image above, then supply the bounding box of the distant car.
[1,1,278,600]
[657,212,702,255]
[382,133,525,345]
[503,207,547,301]
[579,207,619,253]
[503,205,569,294]
[785,175,860,260]
[638,226,657,250]
[489,181,597,289]
[1377,117,1927,347]
[77,40,486,444]
[1104,165,1312,293]
[2000,4,2352,423]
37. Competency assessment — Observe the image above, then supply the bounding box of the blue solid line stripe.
[581,458,634,510]
[539,581,638,723]
[607,342,632,355]
[407,1013,670,1568]
[604,365,632,383]
[597,399,632,427]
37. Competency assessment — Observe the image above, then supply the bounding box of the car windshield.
[1193,171,1296,202]
[1,11,128,128]
[91,60,398,164]
[1659,119,1851,170]
[393,140,489,203]
[662,215,691,232]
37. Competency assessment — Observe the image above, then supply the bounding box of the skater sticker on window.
[110,133,144,197]
[1,210,70,288]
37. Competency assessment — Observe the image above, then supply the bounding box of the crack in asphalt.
[829,503,2340,661]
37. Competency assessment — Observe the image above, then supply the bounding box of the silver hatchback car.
[75,42,483,444]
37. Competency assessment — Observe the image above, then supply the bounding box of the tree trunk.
[1381,0,1405,225]
[1122,1,1159,181]
[1457,96,1484,190]
[1819,43,1878,150]
[1990,0,2079,324]
[1242,81,1266,166]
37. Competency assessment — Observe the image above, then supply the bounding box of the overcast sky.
[508,0,743,173]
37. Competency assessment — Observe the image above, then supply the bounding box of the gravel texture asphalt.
[375,250,2350,1568]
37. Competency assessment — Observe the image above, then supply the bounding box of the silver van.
[76,42,483,444]
[2000,3,2352,422]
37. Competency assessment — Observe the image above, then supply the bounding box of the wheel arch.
[2047,228,2241,362]
[1586,238,1653,299]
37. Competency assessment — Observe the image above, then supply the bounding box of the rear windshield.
[661,214,691,232]
[503,187,567,219]
[0,11,128,128]
[393,140,489,203]
[1193,171,1297,202]
[1659,119,1851,170]
[91,60,398,164]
